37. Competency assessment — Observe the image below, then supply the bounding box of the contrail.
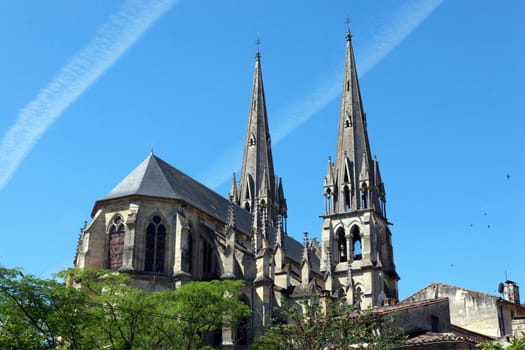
[0,0,177,191]
[201,0,442,189]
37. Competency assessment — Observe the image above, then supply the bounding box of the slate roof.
[94,153,316,268]
[97,153,254,235]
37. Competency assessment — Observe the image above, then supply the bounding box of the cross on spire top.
[255,37,261,60]
[345,17,352,41]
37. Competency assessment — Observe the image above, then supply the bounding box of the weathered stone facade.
[74,29,401,347]
[403,282,525,339]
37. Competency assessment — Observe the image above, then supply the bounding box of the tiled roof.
[404,332,479,345]
[376,297,449,315]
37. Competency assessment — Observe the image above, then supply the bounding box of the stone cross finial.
[255,37,261,60]
[345,17,352,41]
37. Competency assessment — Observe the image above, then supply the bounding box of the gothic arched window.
[343,185,351,211]
[352,227,362,260]
[108,215,125,271]
[144,215,166,273]
[337,229,347,263]
[360,183,368,209]
[202,238,219,280]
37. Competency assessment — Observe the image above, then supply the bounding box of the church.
[74,29,400,345]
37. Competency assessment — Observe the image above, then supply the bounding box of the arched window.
[248,133,256,146]
[352,227,362,260]
[202,238,219,280]
[343,166,350,183]
[144,215,166,273]
[343,185,351,211]
[325,188,332,213]
[337,229,347,263]
[361,183,368,209]
[108,215,125,271]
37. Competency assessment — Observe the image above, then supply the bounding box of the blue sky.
[0,1,523,300]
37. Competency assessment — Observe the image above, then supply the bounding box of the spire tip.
[255,37,261,60]
[345,17,352,42]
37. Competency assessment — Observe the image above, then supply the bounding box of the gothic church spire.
[237,50,286,228]
[329,29,386,217]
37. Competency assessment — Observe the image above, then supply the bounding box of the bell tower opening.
[337,228,347,263]
[351,226,362,261]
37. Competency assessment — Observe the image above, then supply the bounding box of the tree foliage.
[477,333,525,350]
[0,266,251,349]
[250,294,406,350]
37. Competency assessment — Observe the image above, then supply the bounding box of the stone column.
[121,204,139,272]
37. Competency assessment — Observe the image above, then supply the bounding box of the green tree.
[477,334,525,350]
[0,266,92,350]
[151,280,252,349]
[250,295,406,350]
[1,266,251,349]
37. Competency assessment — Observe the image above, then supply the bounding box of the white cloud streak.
[202,0,442,189]
[0,0,177,190]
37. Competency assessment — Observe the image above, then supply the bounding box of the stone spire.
[301,232,311,287]
[330,29,385,216]
[237,50,286,227]
[229,172,238,203]
[319,28,399,307]
[221,192,237,280]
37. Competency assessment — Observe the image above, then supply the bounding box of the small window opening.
[361,183,368,209]
[325,188,332,213]
[343,167,350,183]
[337,229,347,263]
[249,134,256,146]
[352,228,362,260]
[346,80,350,92]
[343,185,351,211]
[431,316,439,332]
